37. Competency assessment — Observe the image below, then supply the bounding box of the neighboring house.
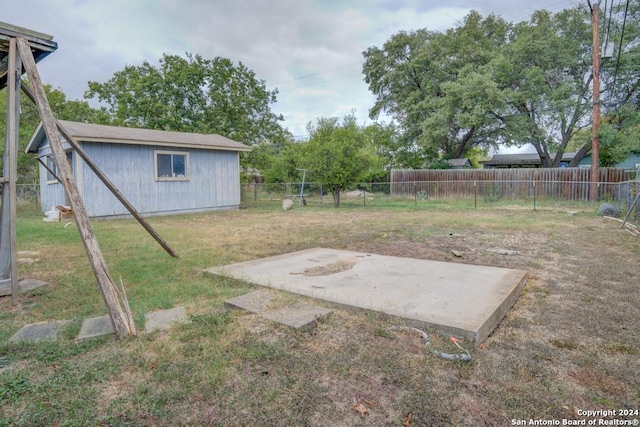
[481,152,577,169]
[446,158,472,169]
[578,149,640,170]
[26,120,251,218]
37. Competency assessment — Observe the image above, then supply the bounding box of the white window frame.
[45,155,58,184]
[154,150,190,181]
[45,151,72,184]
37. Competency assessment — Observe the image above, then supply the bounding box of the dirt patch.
[303,259,357,276]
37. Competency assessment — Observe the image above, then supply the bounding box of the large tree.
[492,7,594,167]
[301,114,375,207]
[0,85,108,183]
[363,5,640,168]
[362,12,510,162]
[85,53,288,147]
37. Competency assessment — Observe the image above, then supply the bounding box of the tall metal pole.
[590,1,601,202]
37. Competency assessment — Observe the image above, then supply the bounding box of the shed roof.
[26,120,252,153]
[446,158,471,167]
[0,21,57,90]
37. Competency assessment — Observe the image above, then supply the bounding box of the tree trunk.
[569,141,592,167]
[332,187,341,207]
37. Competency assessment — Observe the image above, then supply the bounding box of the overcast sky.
[5,0,579,144]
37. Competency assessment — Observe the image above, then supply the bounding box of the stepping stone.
[263,303,332,332]
[19,279,47,292]
[8,320,70,344]
[0,278,47,297]
[225,290,274,313]
[145,306,190,333]
[77,315,114,340]
[225,290,332,331]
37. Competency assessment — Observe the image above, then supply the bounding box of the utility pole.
[590,1,601,202]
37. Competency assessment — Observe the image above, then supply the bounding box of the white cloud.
[3,0,579,139]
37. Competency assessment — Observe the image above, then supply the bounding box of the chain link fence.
[241,180,640,225]
[0,183,39,206]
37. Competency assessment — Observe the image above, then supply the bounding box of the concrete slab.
[77,315,114,340]
[8,320,70,344]
[206,248,528,344]
[145,306,190,333]
[225,290,332,331]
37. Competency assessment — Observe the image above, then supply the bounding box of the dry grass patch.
[1,205,639,425]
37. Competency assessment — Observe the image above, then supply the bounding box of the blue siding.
[38,140,241,217]
[37,144,72,213]
[579,152,640,169]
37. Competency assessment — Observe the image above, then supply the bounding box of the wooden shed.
[26,120,251,217]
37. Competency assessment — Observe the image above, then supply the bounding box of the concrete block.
[263,303,332,331]
[9,320,69,344]
[77,315,114,340]
[225,290,274,313]
[145,306,190,333]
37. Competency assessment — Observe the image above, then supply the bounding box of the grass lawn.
[1,202,639,426]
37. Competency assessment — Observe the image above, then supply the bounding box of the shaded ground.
[1,206,639,426]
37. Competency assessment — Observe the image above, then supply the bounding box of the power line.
[271,61,362,86]
[277,72,363,92]
[612,0,630,89]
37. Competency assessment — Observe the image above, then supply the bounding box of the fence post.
[533,181,537,211]
[253,183,257,202]
[414,181,417,206]
[474,181,477,210]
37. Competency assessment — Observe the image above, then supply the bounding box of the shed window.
[46,156,57,183]
[155,151,189,180]
[45,152,72,184]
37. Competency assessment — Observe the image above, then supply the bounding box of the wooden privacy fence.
[391,168,632,201]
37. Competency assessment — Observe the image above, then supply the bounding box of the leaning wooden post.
[21,85,179,258]
[17,38,135,337]
[0,39,21,302]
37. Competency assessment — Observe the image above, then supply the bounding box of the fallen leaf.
[353,403,369,416]
[403,412,413,426]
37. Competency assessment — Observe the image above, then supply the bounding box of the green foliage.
[363,12,510,162]
[598,106,640,167]
[363,121,418,176]
[262,140,306,183]
[0,85,109,183]
[85,53,289,148]
[494,7,593,166]
[363,4,640,168]
[424,158,452,170]
[301,114,374,207]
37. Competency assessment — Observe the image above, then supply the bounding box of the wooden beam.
[22,85,179,258]
[16,37,135,336]
[0,38,20,303]
[36,156,63,184]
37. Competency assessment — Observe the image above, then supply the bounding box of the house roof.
[446,158,471,167]
[0,22,57,90]
[26,120,252,153]
[482,152,576,166]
